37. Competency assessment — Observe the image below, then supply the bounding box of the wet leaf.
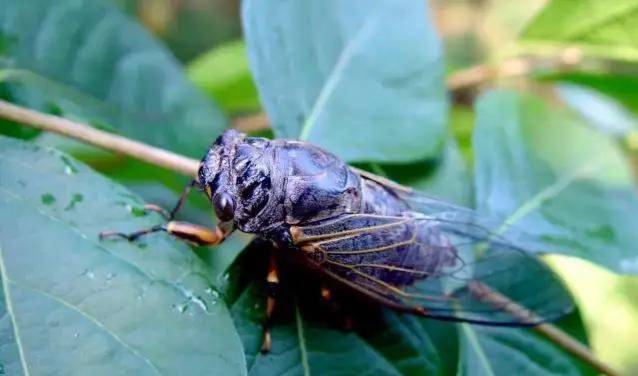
[0,0,226,158]
[0,136,245,375]
[242,0,447,162]
[474,90,638,273]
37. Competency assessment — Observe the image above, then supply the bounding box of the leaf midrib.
[460,324,495,376]
[0,245,31,376]
[499,160,605,231]
[294,305,311,376]
[297,18,377,141]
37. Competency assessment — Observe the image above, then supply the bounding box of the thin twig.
[0,100,199,177]
[0,99,620,376]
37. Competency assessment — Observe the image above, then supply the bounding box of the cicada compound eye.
[213,191,236,222]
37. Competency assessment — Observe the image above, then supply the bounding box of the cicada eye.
[213,192,235,222]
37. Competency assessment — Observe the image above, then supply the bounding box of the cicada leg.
[143,180,198,220]
[261,252,279,353]
[318,285,354,331]
[99,180,232,246]
[99,221,230,246]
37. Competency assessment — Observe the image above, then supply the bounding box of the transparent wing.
[291,212,573,325]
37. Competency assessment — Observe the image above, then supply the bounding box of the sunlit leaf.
[474,90,638,273]
[521,0,638,62]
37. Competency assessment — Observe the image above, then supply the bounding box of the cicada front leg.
[142,179,198,221]
[99,180,232,246]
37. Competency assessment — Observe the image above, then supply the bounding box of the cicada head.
[198,129,283,233]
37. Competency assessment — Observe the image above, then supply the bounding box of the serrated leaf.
[0,136,245,375]
[521,0,638,62]
[474,90,638,273]
[0,0,226,158]
[242,0,447,162]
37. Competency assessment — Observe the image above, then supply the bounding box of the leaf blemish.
[41,193,56,205]
[64,193,84,211]
[125,204,147,217]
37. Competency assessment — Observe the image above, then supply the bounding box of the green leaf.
[474,90,638,273]
[0,136,245,375]
[187,40,261,114]
[520,0,638,62]
[556,84,638,137]
[225,245,453,376]
[242,0,447,162]
[458,318,591,376]
[0,0,226,158]
[376,139,472,206]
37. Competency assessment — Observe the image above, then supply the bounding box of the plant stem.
[0,100,199,177]
[0,99,620,376]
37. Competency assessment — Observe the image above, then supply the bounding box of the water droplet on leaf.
[82,268,95,279]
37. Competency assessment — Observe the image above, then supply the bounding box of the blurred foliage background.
[109,2,638,371]
[2,0,638,374]
[140,0,638,372]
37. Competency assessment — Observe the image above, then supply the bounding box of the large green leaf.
[374,139,472,206]
[0,0,226,157]
[0,137,245,375]
[474,90,638,273]
[242,0,447,162]
[520,0,638,62]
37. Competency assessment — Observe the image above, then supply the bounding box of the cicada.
[101,129,573,352]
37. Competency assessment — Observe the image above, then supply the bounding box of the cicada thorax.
[278,141,363,224]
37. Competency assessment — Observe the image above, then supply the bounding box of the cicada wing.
[291,214,573,326]
[355,168,541,250]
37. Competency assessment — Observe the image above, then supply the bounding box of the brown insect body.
[197,130,573,326]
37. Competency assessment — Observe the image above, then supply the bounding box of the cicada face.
[198,129,285,233]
